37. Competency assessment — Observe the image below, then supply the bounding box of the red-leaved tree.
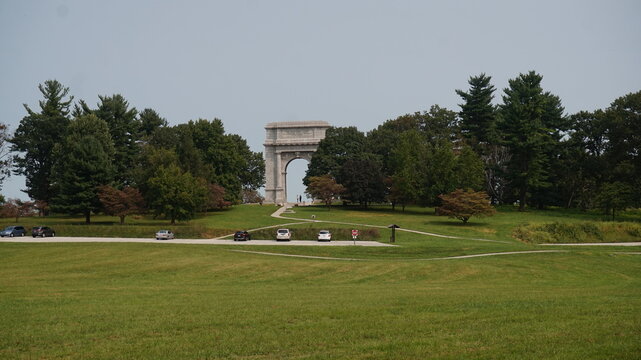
[98,186,145,224]
[436,189,495,224]
[0,199,35,222]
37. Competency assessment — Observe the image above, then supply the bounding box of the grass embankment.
[1,243,640,359]
[0,204,284,239]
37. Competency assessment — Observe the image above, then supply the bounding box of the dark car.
[234,231,251,241]
[0,226,26,237]
[32,226,55,237]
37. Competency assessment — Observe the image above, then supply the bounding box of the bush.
[514,221,641,243]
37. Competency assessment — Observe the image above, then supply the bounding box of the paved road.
[0,237,394,247]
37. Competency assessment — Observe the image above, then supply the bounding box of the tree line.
[305,71,641,217]
[3,80,265,223]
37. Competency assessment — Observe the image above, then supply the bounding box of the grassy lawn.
[1,243,640,359]
[280,204,632,243]
[1,204,641,358]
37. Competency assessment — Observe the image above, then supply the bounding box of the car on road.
[155,230,175,240]
[317,230,331,241]
[276,228,291,241]
[234,230,251,241]
[0,225,26,237]
[32,226,55,237]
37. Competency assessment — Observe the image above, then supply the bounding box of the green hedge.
[513,221,641,243]
[0,221,234,239]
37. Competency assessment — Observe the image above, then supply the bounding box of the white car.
[317,230,331,242]
[276,228,291,241]
[155,230,175,240]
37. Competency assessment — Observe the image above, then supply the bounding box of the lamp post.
[388,224,400,243]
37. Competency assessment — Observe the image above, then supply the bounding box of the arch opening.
[285,158,310,204]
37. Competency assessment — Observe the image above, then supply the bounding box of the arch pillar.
[264,121,330,204]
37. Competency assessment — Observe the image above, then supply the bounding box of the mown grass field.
[1,204,640,359]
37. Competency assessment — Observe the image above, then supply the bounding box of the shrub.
[514,221,641,243]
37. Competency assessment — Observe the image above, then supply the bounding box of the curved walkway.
[270,204,511,244]
[229,249,567,261]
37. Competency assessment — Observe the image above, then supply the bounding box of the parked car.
[0,226,26,237]
[155,230,175,240]
[276,228,291,241]
[317,230,331,242]
[32,226,55,237]
[234,230,251,241]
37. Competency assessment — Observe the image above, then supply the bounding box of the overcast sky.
[1,0,640,202]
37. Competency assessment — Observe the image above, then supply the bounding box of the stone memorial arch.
[264,121,331,204]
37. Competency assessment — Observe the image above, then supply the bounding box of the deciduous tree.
[436,189,495,224]
[339,157,385,207]
[147,165,207,224]
[242,188,264,205]
[206,183,230,210]
[98,185,145,224]
[0,199,35,222]
[304,127,367,185]
[305,175,345,209]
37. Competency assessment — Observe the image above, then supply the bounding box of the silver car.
[155,230,175,240]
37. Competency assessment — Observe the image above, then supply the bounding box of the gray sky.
[1,0,640,202]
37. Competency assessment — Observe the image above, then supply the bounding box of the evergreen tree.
[456,73,497,149]
[93,94,140,186]
[498,71,550,211]
[11,80,73,204]
[139,108,168,137]
[604,91,641,206]
[530,92,568,208]
[50,114,115,223]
